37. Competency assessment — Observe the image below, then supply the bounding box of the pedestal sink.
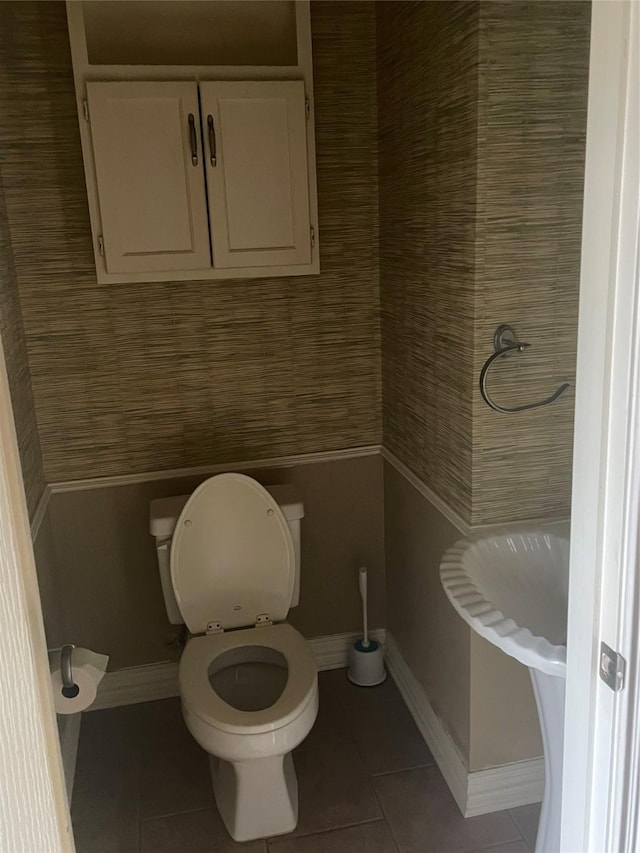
[439,527,569,853]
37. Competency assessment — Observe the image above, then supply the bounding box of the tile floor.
[72,669,541,853]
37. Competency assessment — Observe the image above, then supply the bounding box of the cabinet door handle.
[207,115,217,167]
[188,113,198,166]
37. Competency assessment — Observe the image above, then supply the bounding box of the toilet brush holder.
[347,638,387,686]
[347,566,387,686]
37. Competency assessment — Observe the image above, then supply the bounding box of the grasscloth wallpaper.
[0,168,45,519]
[378,1,479,523]
[378,0,589,526]
[472,0,590,525]
[0,1,380,483]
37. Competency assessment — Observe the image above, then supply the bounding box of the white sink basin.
[439,526,570,853]
[440,528,569,677]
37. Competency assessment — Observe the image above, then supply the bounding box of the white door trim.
[562,2,640,851]
[0,346,73,850]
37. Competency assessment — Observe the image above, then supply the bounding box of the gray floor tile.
[508,803,541,850]
[74,705,143,794]
[72,707,142,853]
[139,700,213,819]
[374,767,522,853]
[290,735,382,836]
[318,668,402,709]
[472,844,529,853]
[296,693,353,754]
[141,809,266,853]
[72,782,140,853]
[269,820,399,852]
[138,697,193,751]
[347,700,434,774]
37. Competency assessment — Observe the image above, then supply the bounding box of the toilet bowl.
[150,473,318,842]
[180,624,318,840]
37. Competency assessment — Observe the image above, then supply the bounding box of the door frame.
[562,1,640,851]
[0,342,73,850]
[0,2,637,850]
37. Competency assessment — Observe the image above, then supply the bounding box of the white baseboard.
[466,757,544,817]
[57,712,81,805]
[309,629,386,671]
[90,629,386,712]
[384,633,470,813]
[90,660,180,711]
[385,633,543,817]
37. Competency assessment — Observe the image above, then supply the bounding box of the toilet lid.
[170,473,295,634]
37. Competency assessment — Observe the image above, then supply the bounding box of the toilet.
[149,473,318,842]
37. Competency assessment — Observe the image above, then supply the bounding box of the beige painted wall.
[469,634,542,771]
[47,455,385,670]
[32,507,66,651]
[384,460,542,770]
[383,461,471,759]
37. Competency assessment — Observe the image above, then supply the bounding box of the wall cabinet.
[87,80,312,276]
[67,1,319,284]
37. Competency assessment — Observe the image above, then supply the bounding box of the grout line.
[368,771,404,853]
[271,816,388,845]
[472,836,530,853]
[370,761,436,778]
[139,805,214,825]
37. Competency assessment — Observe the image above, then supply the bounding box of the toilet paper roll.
[50,647,109,715]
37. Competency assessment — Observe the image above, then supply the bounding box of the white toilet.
[149,473,318,842]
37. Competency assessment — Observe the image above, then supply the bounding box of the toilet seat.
[180,623,317,736]
[170,473,296,634]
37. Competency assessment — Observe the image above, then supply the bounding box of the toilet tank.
[149,484,304,626]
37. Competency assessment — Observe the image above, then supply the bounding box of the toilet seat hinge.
[255,614,272,627]
[206,621,223,635]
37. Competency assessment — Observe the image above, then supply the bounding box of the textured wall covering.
[0,2,380,483]
[0,169,45,519]
[378,1,479,522]
[378,0,588,526]
[472,1,590,525]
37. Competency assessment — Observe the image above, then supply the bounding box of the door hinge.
[82,99,89,122]
[310,226,315,248]
[600,642,626,691]
[98,235,105,257]
[305,97,310,120]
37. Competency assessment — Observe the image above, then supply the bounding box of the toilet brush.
[347,567,387,686]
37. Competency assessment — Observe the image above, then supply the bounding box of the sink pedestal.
[529,669,566,853]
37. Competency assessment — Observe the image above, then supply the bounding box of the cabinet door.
[199,81,311,269]
[86,82,212,274]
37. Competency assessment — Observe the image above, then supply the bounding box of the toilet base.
[210,751,299,842]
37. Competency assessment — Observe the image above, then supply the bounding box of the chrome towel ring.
[479,325,570,414]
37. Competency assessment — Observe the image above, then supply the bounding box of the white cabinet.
[201,81,311,269]
[86,82,212,274]
[67,1,319,285]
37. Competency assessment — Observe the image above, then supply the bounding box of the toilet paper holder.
[60,644,80,699]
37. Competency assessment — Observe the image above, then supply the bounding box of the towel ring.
[479,325,570,414]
